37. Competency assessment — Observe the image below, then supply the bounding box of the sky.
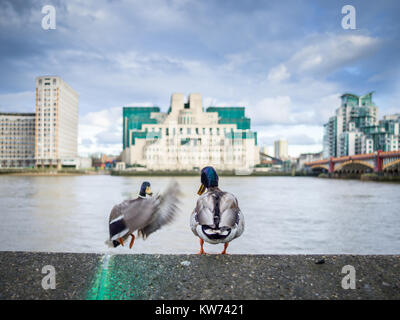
[0,0,399,157]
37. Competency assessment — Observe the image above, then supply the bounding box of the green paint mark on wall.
[87,253,149,300]
[87,253,113,300]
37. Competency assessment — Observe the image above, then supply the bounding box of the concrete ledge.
[0,252,101,299]
[0,252,399,299]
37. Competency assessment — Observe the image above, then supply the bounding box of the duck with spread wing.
[106,181,180,249]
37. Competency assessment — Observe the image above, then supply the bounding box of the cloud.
[284,34,381,77]
[95,131,121,145]
[81,138,93,147]
[288,144,323,158]
[255,124,323,157]
[259,134,317,146]
[287,134,317,145]
[250,96,292,125]
[78,107,122,156]
[267,64,290,83]
[256,124,323,143]
[248,95,319,126]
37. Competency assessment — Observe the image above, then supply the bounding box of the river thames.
[0,175,399,254]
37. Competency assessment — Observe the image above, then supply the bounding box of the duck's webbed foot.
[129,234,135,249]
[197,238,206,255]
[221,242,229,254]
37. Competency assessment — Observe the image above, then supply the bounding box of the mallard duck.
[190,166,244,254]
[106,181,180,248]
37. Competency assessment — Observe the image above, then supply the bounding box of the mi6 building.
[122,93,260,171]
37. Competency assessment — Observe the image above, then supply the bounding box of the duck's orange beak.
[197,184,206,195]
[145,186,153,196]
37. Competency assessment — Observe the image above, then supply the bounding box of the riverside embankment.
[0,168,108,176]
[110,169,298,176]
[0,168,301,177]
[318,172,400,182]
[1,252,399,300]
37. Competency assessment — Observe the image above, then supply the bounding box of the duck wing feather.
[108,197,157,242]
[194,191,241,229]
[218,192,241,229]
[122,198,159,232]
[138,181,181,239]
[194,193,216,226]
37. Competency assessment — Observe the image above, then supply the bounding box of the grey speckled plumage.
[190,187,245,245]
[107,181,181,247]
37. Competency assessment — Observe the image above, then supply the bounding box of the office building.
[35,76,78,167]
[0,113,35,167]
[122,93,260,170]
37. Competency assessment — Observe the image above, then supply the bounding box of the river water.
[0,175,399,254]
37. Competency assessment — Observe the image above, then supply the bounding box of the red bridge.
[305,150,400,175]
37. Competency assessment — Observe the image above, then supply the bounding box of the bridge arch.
[311,164,329,171]
[310,165,329,174]
[334,160,374,173]
[383,159,400,170]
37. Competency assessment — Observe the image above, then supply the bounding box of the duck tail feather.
[109,216,129,241]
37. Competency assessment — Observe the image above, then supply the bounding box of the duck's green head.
[197,166,218,195]
[139,181,152,197]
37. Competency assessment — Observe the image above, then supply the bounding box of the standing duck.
[190,166,244,254]
[106,181,180,248]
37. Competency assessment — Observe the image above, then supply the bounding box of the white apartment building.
[0,113,35,168]
[361,135,374,154]
[35,76,78,167]
[338,131,363,156]
[122,93,260,171]
[323,92,383,158]
[274,139,288,160]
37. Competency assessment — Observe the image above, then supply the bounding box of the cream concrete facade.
[35,76,78,167]
[122,93,260,171]
[274,139,288,160]
[0,113,35,167]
